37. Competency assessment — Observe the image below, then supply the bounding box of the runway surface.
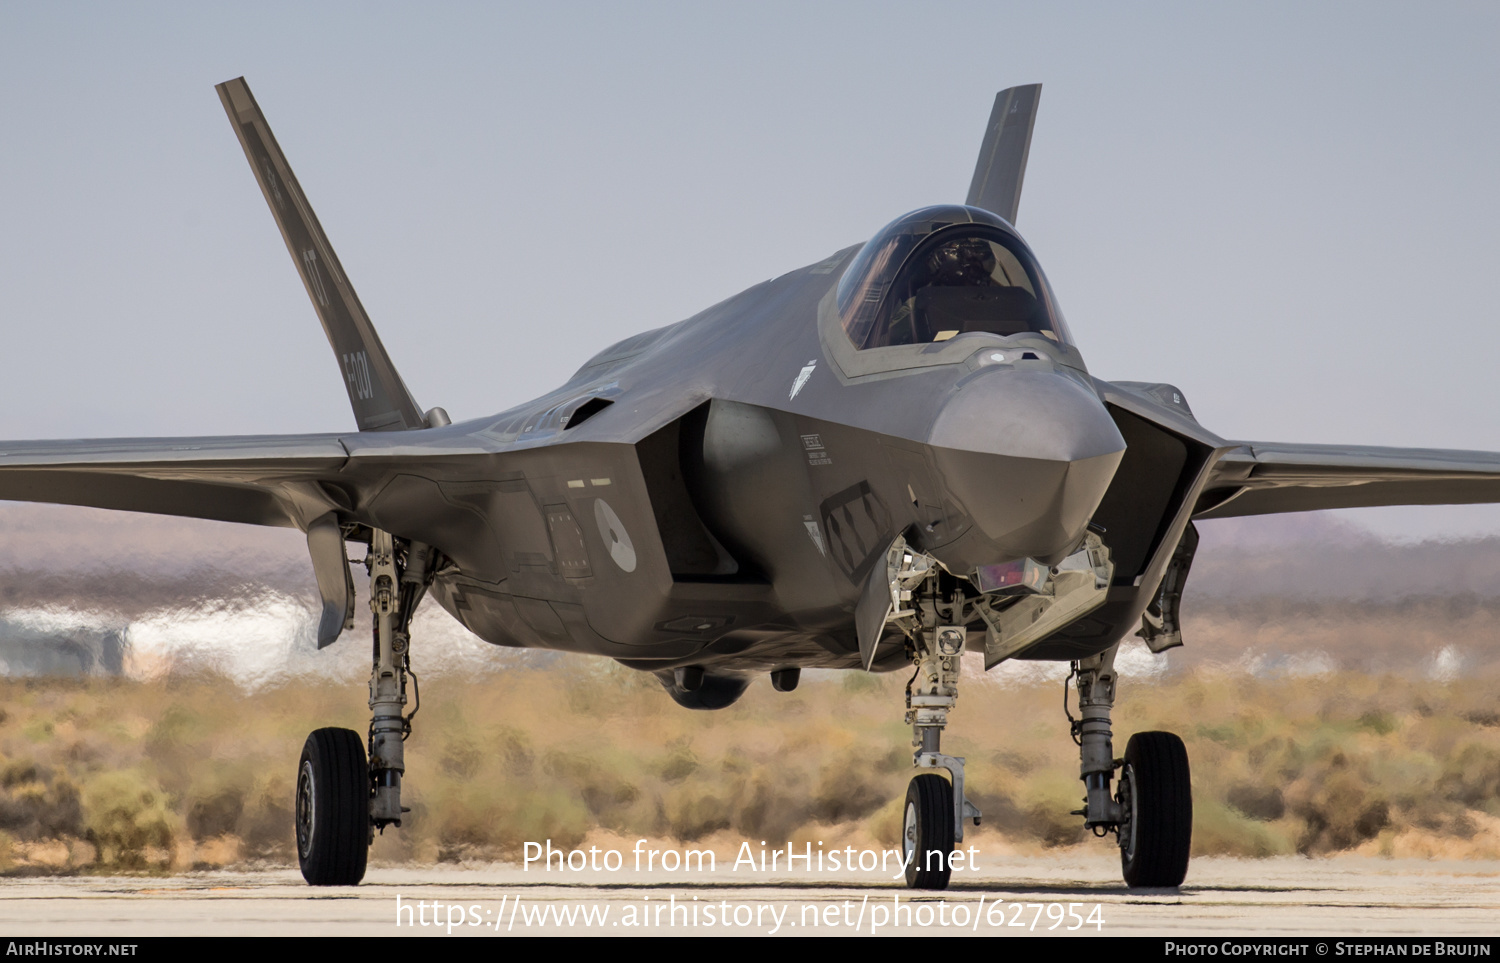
[2,853,1498,937]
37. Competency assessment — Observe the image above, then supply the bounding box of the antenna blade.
[965,84,1042,225]
[216,77,426,432]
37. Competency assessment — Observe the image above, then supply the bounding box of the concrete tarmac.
[1,853,1498,938]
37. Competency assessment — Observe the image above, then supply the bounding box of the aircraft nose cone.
[927,367,1125,562]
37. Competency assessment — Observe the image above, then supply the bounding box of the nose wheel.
[295,727,371,886]
[903,773,955,889]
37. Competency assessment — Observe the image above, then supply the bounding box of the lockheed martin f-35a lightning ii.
[6,79,1499,890]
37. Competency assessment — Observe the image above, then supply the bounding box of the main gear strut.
[1068,643,1122,833]
[365,529,437,831]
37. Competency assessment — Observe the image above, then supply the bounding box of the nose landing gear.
[903,622,982,889]
[874,537,1192,891]
[874,542,982,891]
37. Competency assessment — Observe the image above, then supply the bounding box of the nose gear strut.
[876,540,983,890]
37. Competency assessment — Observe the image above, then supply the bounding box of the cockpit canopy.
[836,206,1072,350]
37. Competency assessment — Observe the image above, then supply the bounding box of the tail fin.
[965,84,1042,225]
[216,77,427,432]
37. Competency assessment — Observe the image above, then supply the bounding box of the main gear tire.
[1118,730,1192,888]
[296,727,370,886]
[903,773,955,890]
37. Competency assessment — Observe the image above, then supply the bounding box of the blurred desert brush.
[5,658,1500,873]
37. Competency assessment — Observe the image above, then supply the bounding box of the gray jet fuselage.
[359,214,1194,680]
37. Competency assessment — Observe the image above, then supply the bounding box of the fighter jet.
[5,78,1499,891]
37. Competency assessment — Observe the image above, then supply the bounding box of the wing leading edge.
[1196,442,1500,519]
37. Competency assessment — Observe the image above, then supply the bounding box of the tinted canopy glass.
[837,206,1070,350]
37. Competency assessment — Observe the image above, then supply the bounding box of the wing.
[0,433,350,529]
[1195,442,1500,518]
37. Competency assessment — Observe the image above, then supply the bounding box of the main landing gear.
[296,528,437,886]
[1068,644,1192,888]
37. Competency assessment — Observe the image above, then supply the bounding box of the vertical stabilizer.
[965,84,1042,225]
[216,77,426,432]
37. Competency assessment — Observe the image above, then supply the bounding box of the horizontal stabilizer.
[966,84,1041,225]
[216,77,426,433]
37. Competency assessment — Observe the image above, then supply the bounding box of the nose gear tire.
[1119,730,1191,888]
[296,727,370,886]
[904,773,955,890]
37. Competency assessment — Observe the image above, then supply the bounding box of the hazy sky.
[1,2,1497,539]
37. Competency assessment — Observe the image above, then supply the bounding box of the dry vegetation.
[4,654,1500,875]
